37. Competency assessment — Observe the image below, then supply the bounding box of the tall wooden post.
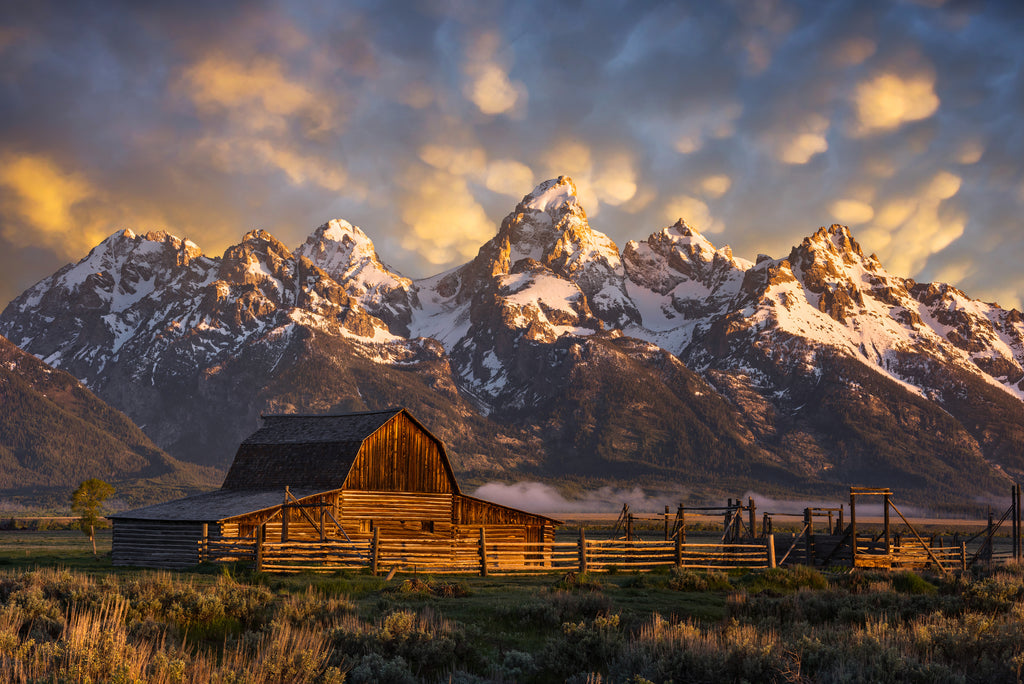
[748,497,757,539]
[1013,483,1021,562]
[803,508,813,566]
[883,492,891,555]
[960,541,968,572]
[626,513,633,542]
[578,527,588,574]
[767,534,777,569]
[849,491,857,568]
[679,504,686,544]
[987,507,994,568]
[255,524,265,572]
[370,527,380,575]
[838,507,844,535]
[281,506,289,542]
[827,511,834,535]
[479,527,488,577]
[664,505,670,541]
[763,512,771,537]
[201,523,208,563]
[319,503,326,542]
[674,529,682,567]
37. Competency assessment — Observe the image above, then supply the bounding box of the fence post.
[803,508,813,566]
[960,541,967,573]
[850,491,857,568]
[768,534,776,569]
[200,523,208,563]
[749,498,757,539]
[255,524,265,572]
[883,492,891,555]
[578,528,588,574]
[987,507,994,568]
[664,505,670,541]
[675,529,682,568]
[626,513,633,542]
[479,527,488,577]
[371,528,380,575]
[680,504,686,544]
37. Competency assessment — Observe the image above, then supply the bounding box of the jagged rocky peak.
[623,219,749,297]
[518,175,584,218]
[295,219,411,292]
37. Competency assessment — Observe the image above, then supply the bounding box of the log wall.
[112,520,210,568]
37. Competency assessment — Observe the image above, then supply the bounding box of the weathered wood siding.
[340,490,454,540]
[344,413,456,493]
[112,520,208,568]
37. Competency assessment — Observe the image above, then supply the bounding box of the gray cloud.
[0,0,1021,309]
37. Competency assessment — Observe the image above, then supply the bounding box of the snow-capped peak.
[519,176,580,216]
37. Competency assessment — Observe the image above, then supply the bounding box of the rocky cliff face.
[3,179,1023,506]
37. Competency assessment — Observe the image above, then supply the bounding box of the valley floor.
[1,529,1024,682]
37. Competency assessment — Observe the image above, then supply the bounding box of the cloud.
[858,171,964,276]
[181,54,334,135]
[777,114,830,165]
[397,165,495,265]
[829,199,875,225]
[593,155,638,206]
[463,32,526,116]
[472,481,683,514]
[830,36,876,67]
[196,137,350,193]
[485,159,535,197]
[699,175,732,198]
[852,70,940,136]
[955,140,984,165]
[418,144,488,177]
[664,195,723,234]
[0,154,119,258]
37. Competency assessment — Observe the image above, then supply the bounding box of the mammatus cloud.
[699,175,732,199]
[859,170,964,276]
[829,199,875,225]
[462,32,526,116]
[397,165,494,265]
[485,159,535,197]
[182,54,334,135]
[852,70,940,136]
[664,194,723,234]
[777,114,830,164]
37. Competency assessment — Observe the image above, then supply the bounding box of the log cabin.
[110,408,560,568]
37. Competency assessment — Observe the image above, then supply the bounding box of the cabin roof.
[220,408,408,491]
[108,488,324,522]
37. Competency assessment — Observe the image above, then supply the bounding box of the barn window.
[420,521,434,533]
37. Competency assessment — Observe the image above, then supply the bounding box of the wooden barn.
[110,408,559,569]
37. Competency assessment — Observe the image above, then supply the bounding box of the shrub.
[668,568,733,592]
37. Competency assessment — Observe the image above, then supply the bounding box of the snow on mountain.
[3,177,1024,498]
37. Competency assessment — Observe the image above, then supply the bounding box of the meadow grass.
[1,530,1023,682]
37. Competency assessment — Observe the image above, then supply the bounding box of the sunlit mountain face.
[3,177,1022,510]
[0,1,1022,321]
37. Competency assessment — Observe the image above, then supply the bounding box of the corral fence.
[203,527,775,575]
[201,484,1024,576]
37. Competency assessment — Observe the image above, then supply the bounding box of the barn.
[110,408,559,569]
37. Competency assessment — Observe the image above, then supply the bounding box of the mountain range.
[3,176,1022,509]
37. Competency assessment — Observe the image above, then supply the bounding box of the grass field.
[2,528,1024,682]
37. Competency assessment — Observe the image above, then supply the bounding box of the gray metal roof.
[109,488,326,522]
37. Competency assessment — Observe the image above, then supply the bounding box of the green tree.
[71,478,114,556]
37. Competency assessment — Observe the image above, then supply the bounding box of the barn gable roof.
[220,408,459,492]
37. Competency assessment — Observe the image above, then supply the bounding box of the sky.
[1,0,1023,310]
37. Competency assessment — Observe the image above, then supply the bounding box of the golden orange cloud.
[0,154,114,257]
[777,114,830,165]
[182,54,334,135]
[830,199,875,225]
[485,159,535,197]
[398,165,495,265]
[852,71,939,135]
[700,175,732,199]
[663,195,723,234]
[463,32,526,116]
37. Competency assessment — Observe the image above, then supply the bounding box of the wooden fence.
[203,531,774,575]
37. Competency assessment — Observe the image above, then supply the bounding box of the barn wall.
[112,520,208,568]
[344,413,454,493]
